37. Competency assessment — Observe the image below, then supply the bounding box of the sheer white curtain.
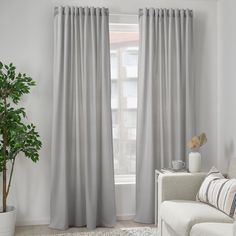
[135,8,195,223]
[50,6,116,230]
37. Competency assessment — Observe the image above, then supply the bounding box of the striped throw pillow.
[197,167,236,220]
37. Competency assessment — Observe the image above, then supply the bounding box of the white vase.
[0,206,16,236]
[188,152,201,173]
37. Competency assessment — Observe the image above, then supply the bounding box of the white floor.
[15,220,154,235]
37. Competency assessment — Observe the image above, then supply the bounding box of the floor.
[15,220,154,235]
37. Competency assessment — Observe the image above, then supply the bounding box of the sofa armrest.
[158,172,206,204]
[157,173,207,229]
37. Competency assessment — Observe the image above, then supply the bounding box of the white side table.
[154,169,189,225]
[154,169,162,226]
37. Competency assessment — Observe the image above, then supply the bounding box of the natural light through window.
[110,24,139,184]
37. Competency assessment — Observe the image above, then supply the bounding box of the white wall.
[0,0,218,225]
[217,0,236,172]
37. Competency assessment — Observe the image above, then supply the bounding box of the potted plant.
[187,133,207,173]
[0,62,42,235]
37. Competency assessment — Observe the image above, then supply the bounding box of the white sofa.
[158,163,236,236]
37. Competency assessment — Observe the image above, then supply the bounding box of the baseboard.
[116,214,135,221]
[16,218,50,226]
[16,215,135,226]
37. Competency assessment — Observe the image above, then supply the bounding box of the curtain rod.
[54,7,193,17]
[110,13,138,17]
[111,9,193,17]
[111,12,193,17]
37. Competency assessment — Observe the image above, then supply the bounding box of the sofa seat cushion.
[160,200,234,236]
[190,223,234,236]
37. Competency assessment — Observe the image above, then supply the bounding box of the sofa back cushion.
[197,167,236,220]
[228,158,236,179]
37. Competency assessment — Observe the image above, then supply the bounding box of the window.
[110,24,139,184]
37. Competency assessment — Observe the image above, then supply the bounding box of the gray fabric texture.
[135,8,195,223]
[50,6,116,230]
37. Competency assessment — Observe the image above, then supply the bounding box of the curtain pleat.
[135,8,195,223]
[50,6,116,230]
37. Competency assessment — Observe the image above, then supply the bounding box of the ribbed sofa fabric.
[190,223,235,236]
[197,167,236,220]
[50,6,116,230]
[136,8,194,223]
[160,200,233,236]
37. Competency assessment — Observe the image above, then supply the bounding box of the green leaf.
[0,61,42,188]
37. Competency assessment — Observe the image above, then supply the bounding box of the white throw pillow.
[197,166,236,220]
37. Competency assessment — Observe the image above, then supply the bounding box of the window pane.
[123,48,138,66]
[112,110,118,126]
[126,97,137,109]
[127,128,136,140]
[111,51,118,79]
[123,80,137,97]
[111,81,118,98]
[110,24,139,177]
[123,48,138,78]
[124,110,136,128]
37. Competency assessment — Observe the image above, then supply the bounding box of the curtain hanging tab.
[138,8,193,17]
[54,6,109,16]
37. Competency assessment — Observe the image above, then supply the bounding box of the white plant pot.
[0,206,16,236]
[189,152,201,173]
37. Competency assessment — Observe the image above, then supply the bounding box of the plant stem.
[2,97,7,212]
[2,161,7,212]
[6,157,16,197]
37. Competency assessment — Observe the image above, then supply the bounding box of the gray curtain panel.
[50,6,116,230]
[135,8,195,223]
